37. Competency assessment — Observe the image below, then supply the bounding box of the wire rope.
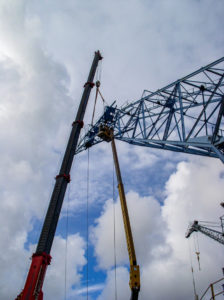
[193,233,201,271]
[91,62,104,125]
[200,225,221,228]
[196,232,200,254]
[112,162,118,300]
[188,239,198,299]
[198,220,220,224]
[86,148,90,300]
[64,184,70,300]
[91,85,99,126]
[91,83,107,126]
[91,62,109,126]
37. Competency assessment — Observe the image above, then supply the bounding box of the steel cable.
[86,148,90,300]
[64,184,70,300]
[113,163,118,300]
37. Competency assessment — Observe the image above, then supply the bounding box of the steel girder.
[77,57,224,163]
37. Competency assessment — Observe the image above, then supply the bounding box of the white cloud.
[45,234,86,299]
[0,2,85,299]
[97,267,130,300]
[92,157,224,300]
[0,233,86,300]
[0,0,223,299]
[72,283,104,296]
[91,191,167,270]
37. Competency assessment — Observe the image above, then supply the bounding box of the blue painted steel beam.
[77,57,224,163]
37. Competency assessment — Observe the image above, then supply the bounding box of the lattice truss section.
[186,221,224,245]
[77,58,224,162]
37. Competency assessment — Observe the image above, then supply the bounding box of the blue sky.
[0,1,223,299]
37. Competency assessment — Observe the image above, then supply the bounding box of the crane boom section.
[77,57,224,164]
[15,51,102,300]
[98,126,140,298]
[112,138,140,295]
[186,220,224,245]
[111,138,137,266]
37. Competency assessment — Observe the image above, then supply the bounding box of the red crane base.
[15,252,51,300]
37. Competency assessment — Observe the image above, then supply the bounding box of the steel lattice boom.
[77,57,224,163]
[186,220,224,245]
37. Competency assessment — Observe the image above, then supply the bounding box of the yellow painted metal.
[210,284,215,300]
[98,125,113,142]
[112,139,140,291]
[117,182,137,266]
[97,125,140,291]
[130,265,140,291]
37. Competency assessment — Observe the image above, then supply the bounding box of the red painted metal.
[16,253,51,300]
[55,173,71,183]
[15,51,102,300]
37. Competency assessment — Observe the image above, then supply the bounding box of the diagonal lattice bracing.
[77,57,224,163]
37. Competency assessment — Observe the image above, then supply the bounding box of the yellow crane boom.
[98,125,140,299]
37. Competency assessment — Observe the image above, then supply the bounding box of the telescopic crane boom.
[98,125,140,300]
[15,51,102,300]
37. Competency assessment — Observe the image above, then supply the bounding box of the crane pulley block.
[97,124,113,142]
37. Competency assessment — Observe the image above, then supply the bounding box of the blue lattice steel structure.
[186,220,224,245]
[77,57,224,163]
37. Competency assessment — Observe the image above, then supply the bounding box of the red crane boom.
[15,51,102,300]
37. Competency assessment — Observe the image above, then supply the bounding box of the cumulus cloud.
[0,1,86,299]
[0,0,223,299]
[97,267,130,300]
[0,233,86,300]
[92,157,224,300]
[45,234,86,299]
[91,191,167,270]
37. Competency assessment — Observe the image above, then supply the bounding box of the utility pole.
[16,50,102,300]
